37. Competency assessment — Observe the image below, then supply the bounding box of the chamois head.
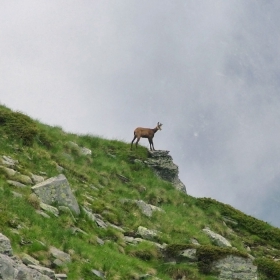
[157,122,163,131]
[131,122,163,151]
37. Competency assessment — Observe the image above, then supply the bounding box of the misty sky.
[2,1,280,226]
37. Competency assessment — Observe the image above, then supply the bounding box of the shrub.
[255,257,280,280]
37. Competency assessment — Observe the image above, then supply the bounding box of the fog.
[1,1,280,226]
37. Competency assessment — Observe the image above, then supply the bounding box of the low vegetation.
[0,104,280,279]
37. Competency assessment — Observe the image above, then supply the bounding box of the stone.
[0,233,13,256]
[180,248,197,261]
[91,269,105,279]
[31,173,45,184]
[40,202,59,217]
[68,141,92,156]
[212,255,257,280]
[7,180,26,187]
[36,210,51,218]
[49,246,71,264]
[15,174,33,185]
[21,253,40,265]
[1,155,18,167]
[32,174,80,215]
[135,200,164,217]
[1,166,16,177]
[55,273,68,279]
[136,226,158,240]
[28,265,56,279]
[202,228,232,248]
[145,150,186,192]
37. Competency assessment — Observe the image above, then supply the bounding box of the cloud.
[1,1,280,226]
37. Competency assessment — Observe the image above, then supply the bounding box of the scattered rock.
[0,233,13,256]
[28,264,56,279]
[40,202,59,217]
[31,173,45,184]
[202,228,232,248]
[32,174,80,215]
[15,174,33,185]
[1,155,18,167]
[21,253,40,265]
[212,255,257,280]
[50,246,71,265]
[1,166,17,177]
[137,226,158,240]
[180,248,197,262]
[7,180,26,188]
[92,269,105,279]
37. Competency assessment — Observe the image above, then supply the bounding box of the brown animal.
[131,122,163,151]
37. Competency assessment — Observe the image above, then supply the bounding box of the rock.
[49,246,71,264]
[1,155,18,167]
[31,173,45,184]
[180,248,197,261]
[0,233,13,256]
[135,200,164,217]
[36,210,51,218]
[121,199,164,217]
[7,180,26,187]
[15,174,33,185]
[55,273,68,279]
[21,253,40,265]
[92,269,105,279]
[145,150,186,192]
[212,255,257,280]
[32,174,80,215]
[202,228,232,248]
[137,226,158,240]
[68,141,92,156]
[1,166,16,177]
[40,202,59,217]
[28,264,56,279]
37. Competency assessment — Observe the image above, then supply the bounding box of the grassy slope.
[0,104,280,279]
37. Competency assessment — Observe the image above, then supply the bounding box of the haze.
[1,1,280,226]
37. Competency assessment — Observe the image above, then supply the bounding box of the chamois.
[131,122,163,151]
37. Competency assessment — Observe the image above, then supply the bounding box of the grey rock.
[145,150,186,192]
[31,173,45,184]
[55,273,68,279]
[212,255,257,280]
[21,253,40,265]
[32,174,80,215]
[1,166,17,177]
[49,246,71,264]
[91,269,105,279]
[137,226,158,240]
[203,228,232,248]
[16,174,33,185]
[0,233,13,256]
[180,249,197,261]
[28,265,56,279]
[36,210,51,218]
[40,202,59,217]
[68,141,92,156]
[1,155,19,167]
[7,180,26,187]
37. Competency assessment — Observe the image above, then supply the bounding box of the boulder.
[137,226,158,240]
[32,174,80,215]
[212,255,257,280]
[145,150,186,192]
[202,228,232,248]
[0,233,13,256]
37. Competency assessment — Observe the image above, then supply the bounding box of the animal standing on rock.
[131,122,163,151]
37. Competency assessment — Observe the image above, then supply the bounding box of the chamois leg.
[131,135,137,150]
[148,139,155,151]
[135,137,140,149]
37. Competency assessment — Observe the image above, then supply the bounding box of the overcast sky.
[2,0,280,226]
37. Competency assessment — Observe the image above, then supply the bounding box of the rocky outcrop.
[0,233,55,279]
[32,174,80,215]
[212,255,257,280]
[144,150,186,192]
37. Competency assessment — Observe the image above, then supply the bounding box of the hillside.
[0,104,280,279]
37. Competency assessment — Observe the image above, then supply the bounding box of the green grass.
[0,104,279,279]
